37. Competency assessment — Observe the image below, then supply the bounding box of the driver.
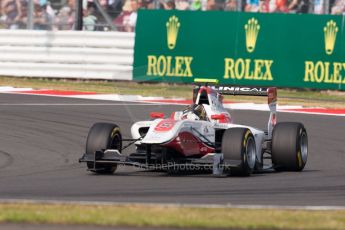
[181,104,207,121]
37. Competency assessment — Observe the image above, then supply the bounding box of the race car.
[79,79,308,176]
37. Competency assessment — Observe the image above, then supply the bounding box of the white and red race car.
[79,80,308,176]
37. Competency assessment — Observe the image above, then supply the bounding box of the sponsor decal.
[324,20,338,55]
[166,15,180,50]
[303,20,345,85]
[244,18,260,53]
[304,61,345,84]
[223,18,274,81]
[154,119,176,132]
[224,59,273,81]
[146,15,194,78]
[147,55,193,77]
[211,86,267,93]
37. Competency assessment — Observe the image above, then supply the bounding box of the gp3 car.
[79,80,308,176]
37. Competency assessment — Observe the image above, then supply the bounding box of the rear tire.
[221,128,256,176]
[86,123,122,174]
[271,122,308,171]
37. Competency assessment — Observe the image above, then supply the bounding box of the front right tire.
[221,128,256,176]
[271,122,308,171]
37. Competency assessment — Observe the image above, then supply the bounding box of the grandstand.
[0,0,342,31]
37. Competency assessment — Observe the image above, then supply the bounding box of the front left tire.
[86,123,122,174]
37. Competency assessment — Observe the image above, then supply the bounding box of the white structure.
[0,30,134,80]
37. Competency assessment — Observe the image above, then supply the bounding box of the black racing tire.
[86,123,122,174]
[271,122,308,171]
[221,128,256,176]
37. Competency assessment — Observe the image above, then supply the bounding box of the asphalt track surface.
[0,93,344,206]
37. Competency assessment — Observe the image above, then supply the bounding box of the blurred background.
[0,0,343,32]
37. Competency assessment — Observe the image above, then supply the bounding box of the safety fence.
[0,30,134,80]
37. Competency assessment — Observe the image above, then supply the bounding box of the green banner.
[133,10,345,90]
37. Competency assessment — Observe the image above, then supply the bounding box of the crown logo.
[244,18,260,53]
[324,20,338,55]
[166,16,180,50]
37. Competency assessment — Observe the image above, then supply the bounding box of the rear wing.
[194,82,277,138]
[194,84,277,103]
[218,85,277,139]
[211,86,270,97]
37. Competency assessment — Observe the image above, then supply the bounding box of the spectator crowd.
[0,0,345,31]
[0,0,75,29]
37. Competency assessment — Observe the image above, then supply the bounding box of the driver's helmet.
[182,104,207,121]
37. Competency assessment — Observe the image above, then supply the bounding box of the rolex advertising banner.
[133,10,345,90]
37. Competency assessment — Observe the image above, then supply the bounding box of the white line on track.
[277,110,345,117]
[1,92,344,116]
[0,199,345,211]
[0,103,176,106]
[1,103,344,116]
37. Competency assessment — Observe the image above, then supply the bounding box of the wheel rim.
[300,131,308,163]
[246,137,256,169]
